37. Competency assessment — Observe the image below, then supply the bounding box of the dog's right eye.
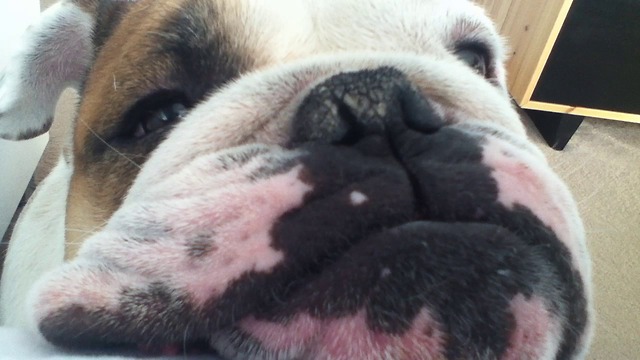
[121,90,191,140]
[133,102,189,138]
[455,48,487,77]
[454,42,491,78]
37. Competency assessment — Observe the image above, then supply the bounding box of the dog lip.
[137,341,212,356]
[137,344,182,356]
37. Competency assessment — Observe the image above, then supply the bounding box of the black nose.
[291,67,443,146]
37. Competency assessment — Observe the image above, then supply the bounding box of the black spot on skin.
[217,147,271,171]
[187,234,217,258]
[209,328,270,359]
[118,219,173,242]
[39,283,206,349]
[281,221,549,358]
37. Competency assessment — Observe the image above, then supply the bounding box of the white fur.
[0,1,93,140]
[349,191,369,206]
[0,157,71,326]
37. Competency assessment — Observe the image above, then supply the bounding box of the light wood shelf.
[475,0,638,123]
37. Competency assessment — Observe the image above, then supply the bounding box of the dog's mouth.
[29,69,580,359]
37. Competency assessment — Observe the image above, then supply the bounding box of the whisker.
[63,228,99,234]
[182,322,191,357]
[64,219,111,238]
[79,118,142,170]
[62,231,103,239]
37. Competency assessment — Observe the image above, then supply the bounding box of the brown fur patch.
[66,0,184,257]
[70,0,100,14]
[65,0,258,257]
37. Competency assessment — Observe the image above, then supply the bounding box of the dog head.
[0,0,593,358]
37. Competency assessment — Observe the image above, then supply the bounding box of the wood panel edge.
[522,101,640,124]
[520,0,574,103]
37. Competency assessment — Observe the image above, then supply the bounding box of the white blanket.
[0,328,218,359]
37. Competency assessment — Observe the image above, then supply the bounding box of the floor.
[522,115,640,360]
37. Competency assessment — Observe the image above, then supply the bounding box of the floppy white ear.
[0,1,94,140]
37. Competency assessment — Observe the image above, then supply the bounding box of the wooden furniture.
[475,0,640,149]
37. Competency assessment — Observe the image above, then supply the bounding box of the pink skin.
[241,309,444,360]
[482,137,583,271]
[317,309,444,360]
[30,149,313,320]
[99,167,310,306]
[29,261,142,325]
[239,314,320,357]
[502,295,560,360]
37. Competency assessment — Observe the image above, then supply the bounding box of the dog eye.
[455,48,488,77]
[133,102,189,138]
[121,90,191,140]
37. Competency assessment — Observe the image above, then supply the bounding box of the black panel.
[525,110,584,151]
[531,0,640,114]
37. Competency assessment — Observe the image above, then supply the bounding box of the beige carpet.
[521,115,640,360]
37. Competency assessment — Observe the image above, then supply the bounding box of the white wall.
[0,0,48,239]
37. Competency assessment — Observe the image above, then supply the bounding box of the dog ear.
[0,1,97,140]
[0,0,138,141]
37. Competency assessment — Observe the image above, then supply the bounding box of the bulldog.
[0,0,594,358]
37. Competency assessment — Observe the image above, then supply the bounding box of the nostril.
[335,100,366,146]
[290,67,444,147]
[400,86,443,135]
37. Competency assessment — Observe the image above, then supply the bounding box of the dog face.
[0,0,593,359]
